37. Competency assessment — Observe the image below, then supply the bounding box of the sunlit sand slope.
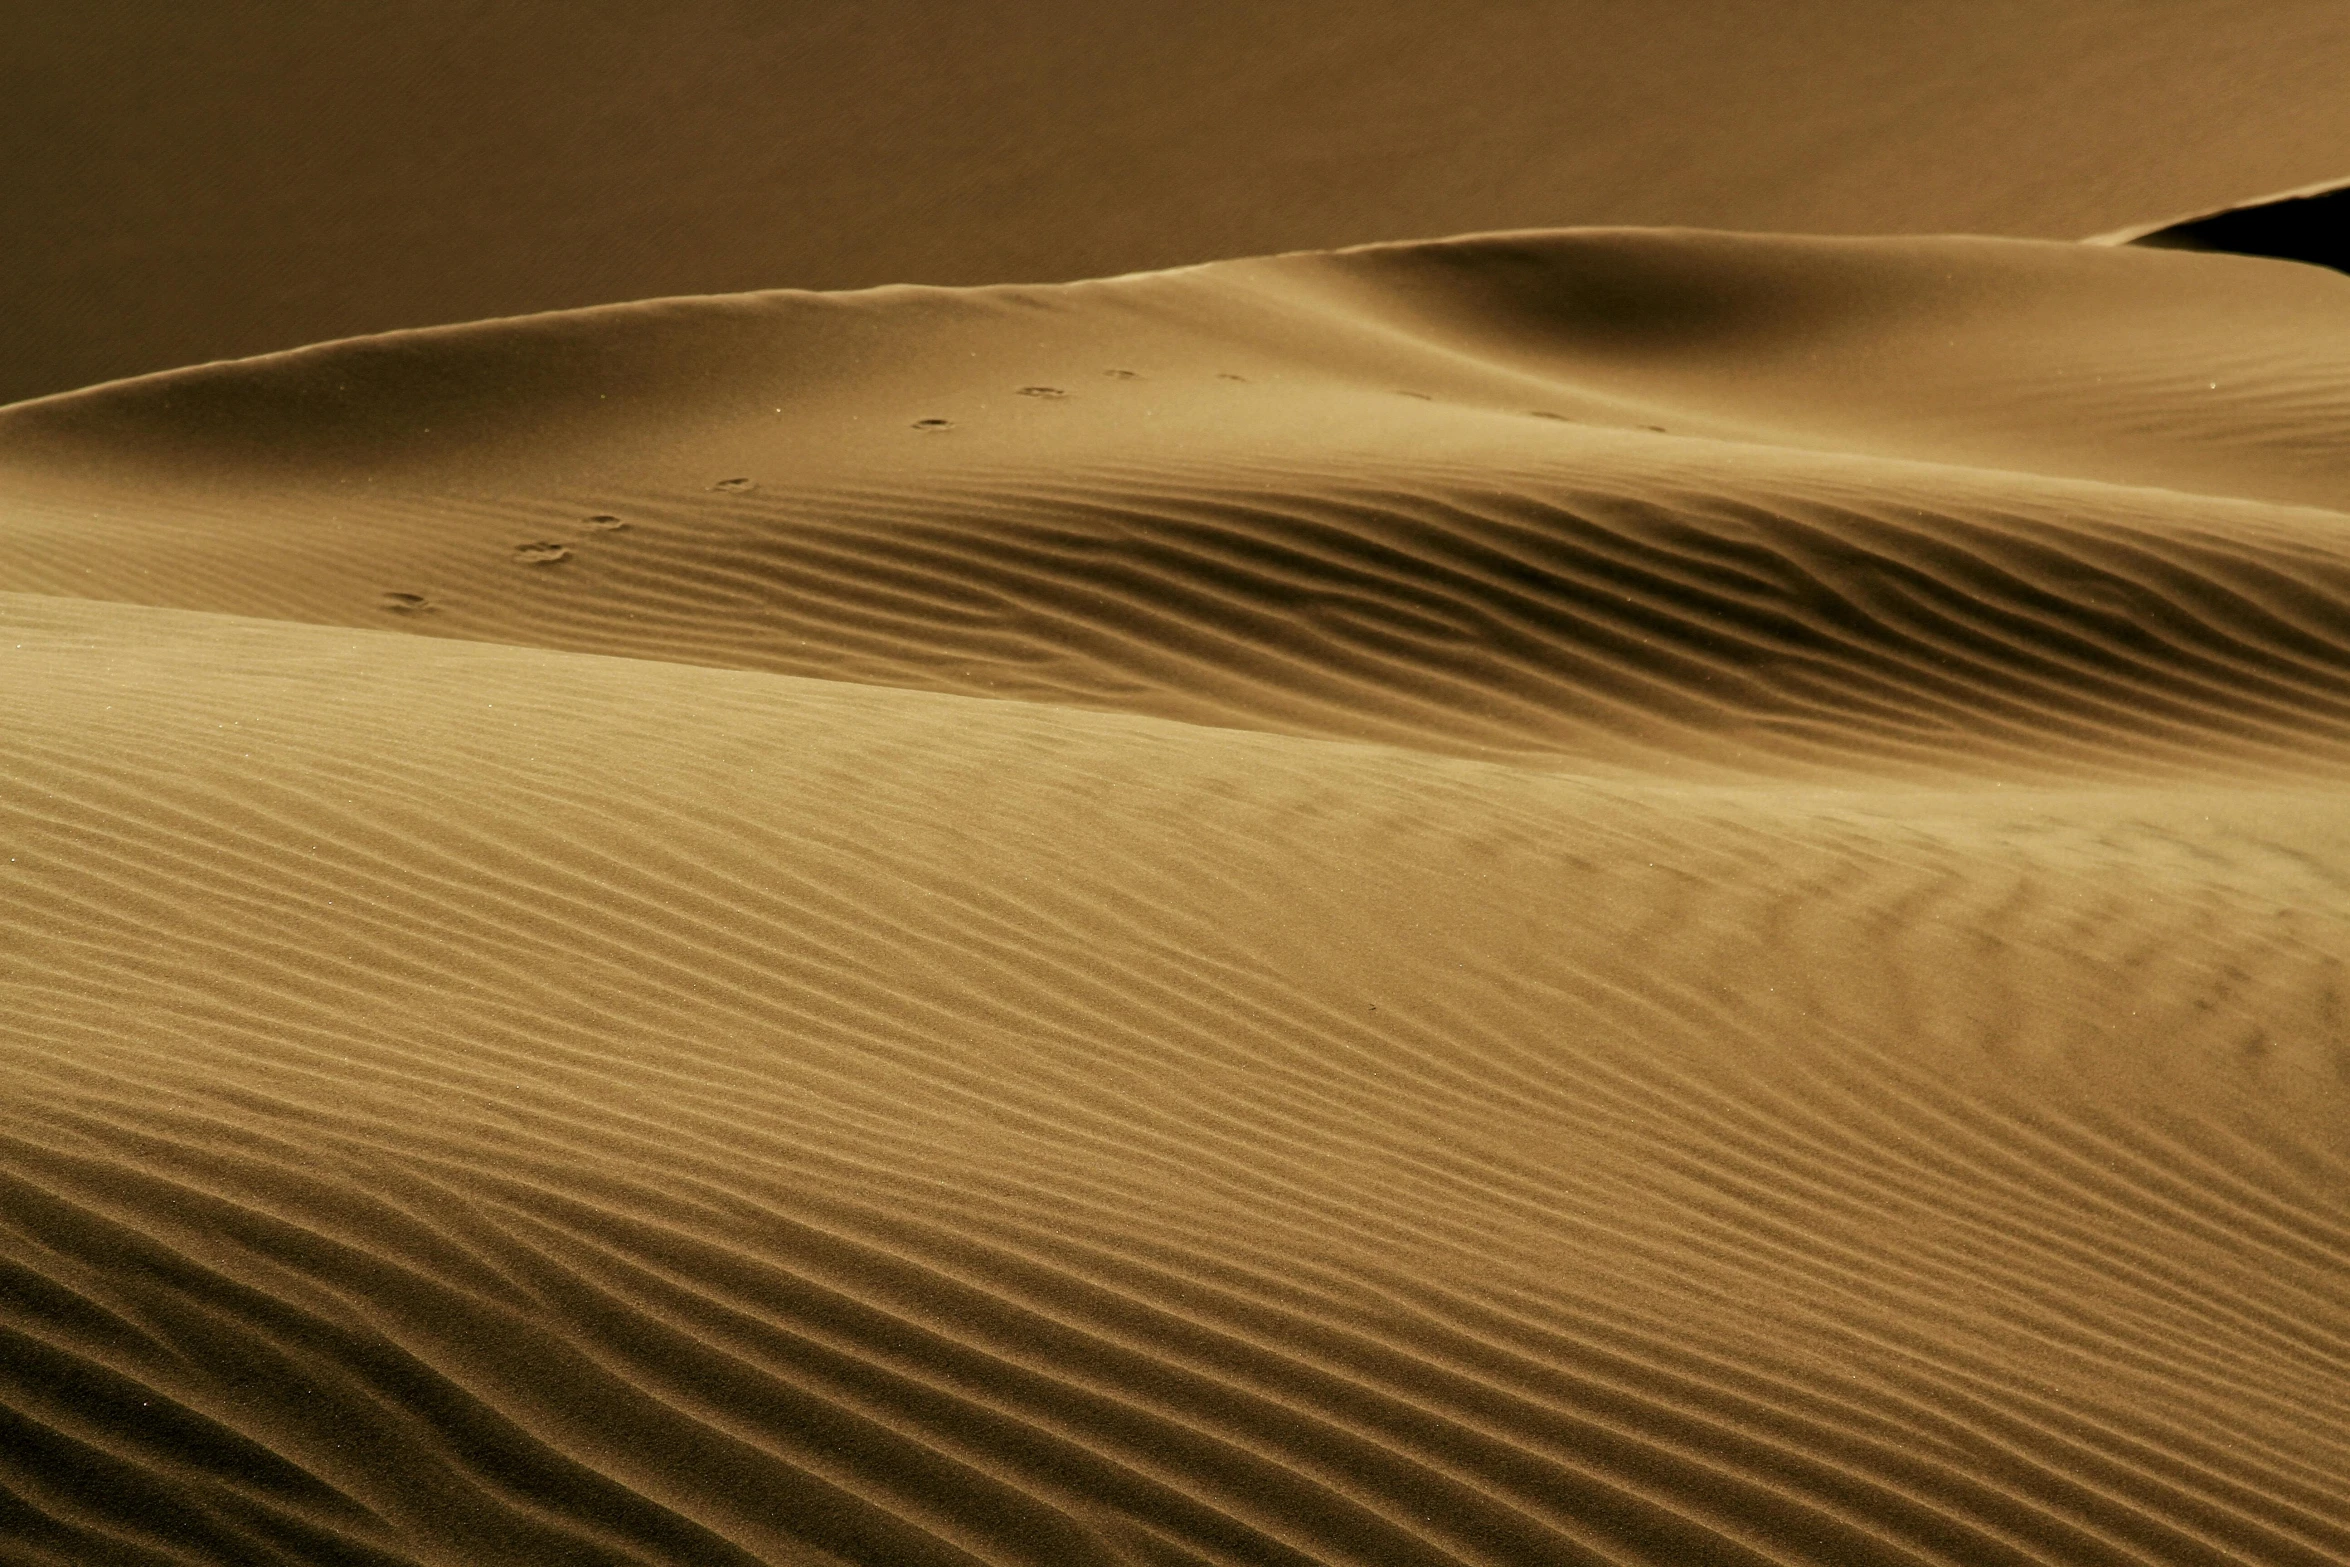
[6,232,2349,781]
[6,597,2348,1567]
[3,229,2348,1565]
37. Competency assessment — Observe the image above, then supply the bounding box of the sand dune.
[2096,177,2350,274]
[15,1,2350,407]
[7,232,2350,777]
[5,226,2350,1565]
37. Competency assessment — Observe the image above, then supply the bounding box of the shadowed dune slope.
[2096,177,2350,276]
[4,229,2350,1565]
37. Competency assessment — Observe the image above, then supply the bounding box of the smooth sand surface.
[5,219,2350,1564]
[14,0,2350,406]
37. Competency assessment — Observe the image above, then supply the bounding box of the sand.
[5,14,2350,1567]
[16,0,2350,407]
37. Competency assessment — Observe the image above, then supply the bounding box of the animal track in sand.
[710,477,756,493]
[379,591,435,613]
[583,513,628,531]
[1017,386,1068,399]
[912,418,954,432]
[513,542,571,566]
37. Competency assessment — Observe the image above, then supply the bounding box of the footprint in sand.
[513,542,571,566]
[1103,369,1141,380]
[912,418,954,432]
[1217,373,1250,382]
[380,591,435,613]
[1017,386,1068,399]
[583,513,628,531]
[710,477,756,493]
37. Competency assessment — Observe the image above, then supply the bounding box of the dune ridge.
[4,227,2349,1564]
[2092,176,2350,275]
[17,0,2350,409]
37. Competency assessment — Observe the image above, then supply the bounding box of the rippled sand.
[3,218,2347,1564]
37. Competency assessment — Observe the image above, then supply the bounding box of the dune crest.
[4,227,2349,1565]
[2090,175,2350,275]
[7,231,2350,779]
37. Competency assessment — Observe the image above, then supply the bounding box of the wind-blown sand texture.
[4,228,2350,1564]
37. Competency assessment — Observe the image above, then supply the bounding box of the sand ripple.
[3,229,2347,1563]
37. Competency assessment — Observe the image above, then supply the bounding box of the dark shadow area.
[2130,182,2350,273]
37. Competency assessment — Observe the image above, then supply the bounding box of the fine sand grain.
[3,221,2348,1564]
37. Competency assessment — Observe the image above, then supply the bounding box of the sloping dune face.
[2102,180,2350,276]
[3,232,2349,1566]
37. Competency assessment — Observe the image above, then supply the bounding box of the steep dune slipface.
[2094,177,2350,276]
[3,230,2349,1565]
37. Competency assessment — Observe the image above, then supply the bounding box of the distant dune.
[12,0,2350,406]
[5,217,2349,1564]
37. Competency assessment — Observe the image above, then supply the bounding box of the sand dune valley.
[5,9,2350,1566]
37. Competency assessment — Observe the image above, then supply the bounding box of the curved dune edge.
[6,228,2350,782]
[6,227,2348,511]
[2087,175,2350,274]
[5,228,2350,1564]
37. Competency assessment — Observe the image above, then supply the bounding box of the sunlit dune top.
[6,225,2350,785]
